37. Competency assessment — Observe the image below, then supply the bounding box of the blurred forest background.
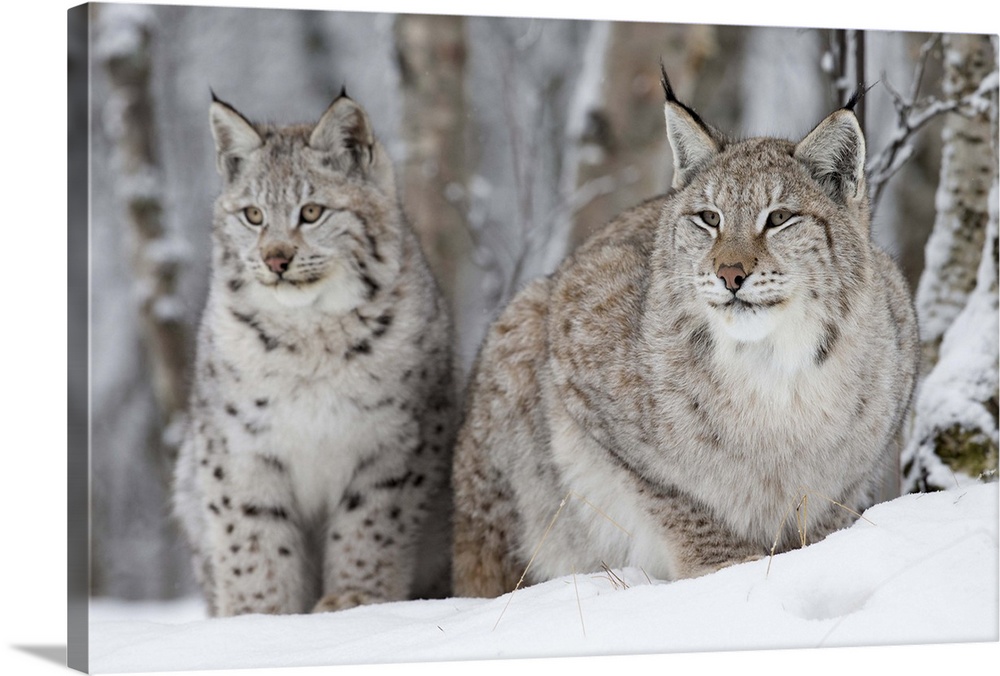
[68,2,998,601]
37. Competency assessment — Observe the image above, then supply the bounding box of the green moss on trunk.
[935,424,999,480]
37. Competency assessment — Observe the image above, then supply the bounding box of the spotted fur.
[452,73,919,597]
[173,93,456,616]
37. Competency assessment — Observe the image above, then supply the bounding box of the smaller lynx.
[452,70,919,596]
[173,92,455,616]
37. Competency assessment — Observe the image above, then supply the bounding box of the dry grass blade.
[597,561,629,590]
[767,493,805,577]
[572,566,586,637]
[570,491,633,537]
[810,491,875,526]
[493,491,571,631]
[796,494,809,548]
[767,488,877,576]
[493,489,641,630]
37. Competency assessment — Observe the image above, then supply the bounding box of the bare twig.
[867,35,999,209]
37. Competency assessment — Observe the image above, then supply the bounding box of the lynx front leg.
[650,488,767,580]
[451,451,524,598]
[202,453,312,616]
[313,454,430,612]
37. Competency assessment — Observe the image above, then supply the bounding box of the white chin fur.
[246,277,332,311]
[249,271,366,315]
[710,304,781,343]
[709,295,824,374]
[270,282,324,308]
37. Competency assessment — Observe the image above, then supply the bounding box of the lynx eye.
[699,210,721,228]
[766,209,794,229]
[243,206,264,226]
[299,203,325,225]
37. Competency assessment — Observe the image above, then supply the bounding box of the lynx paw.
[312,591,380,613]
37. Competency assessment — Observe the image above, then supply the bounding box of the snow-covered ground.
[88,482,998,674]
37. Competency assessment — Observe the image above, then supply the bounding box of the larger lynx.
[172,92,455,615]
[452,71,919,596]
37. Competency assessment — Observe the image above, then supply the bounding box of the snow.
[88,482,999,675]
[903,178,1000,491]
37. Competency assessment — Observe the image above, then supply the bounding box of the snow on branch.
[903,179,999,491]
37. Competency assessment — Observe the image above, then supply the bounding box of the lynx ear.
[794,109,867,205]
[661,66,719,189]
[309,91,375,172]
[209,95,263,181]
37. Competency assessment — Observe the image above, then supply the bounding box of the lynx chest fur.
[173,93,455,616]
[452,72,918,596]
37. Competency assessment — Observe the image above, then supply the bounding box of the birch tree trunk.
[914,33,997,375]
[446,16,597,365]
[100,3,191,469]
[94,3,194,597]
[567,21,683,249]
[393,14,474,346]
[902,35,999,492]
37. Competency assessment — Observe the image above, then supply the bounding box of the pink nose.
[717,263,747,292]
[265,253,293,274]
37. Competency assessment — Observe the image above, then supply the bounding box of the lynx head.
[657,69,871,361]
[208,91,401,311]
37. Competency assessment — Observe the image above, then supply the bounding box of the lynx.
[452,70,919,596]
[172,92,455,616]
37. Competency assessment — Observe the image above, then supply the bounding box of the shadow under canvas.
[13,645,67,667]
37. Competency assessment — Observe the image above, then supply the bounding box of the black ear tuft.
[660,61,678,103]
[337,84,349,101]
[660,61,722,189]
[843,83,875,112]
[659,62,711,132]
[209,97,263,181]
